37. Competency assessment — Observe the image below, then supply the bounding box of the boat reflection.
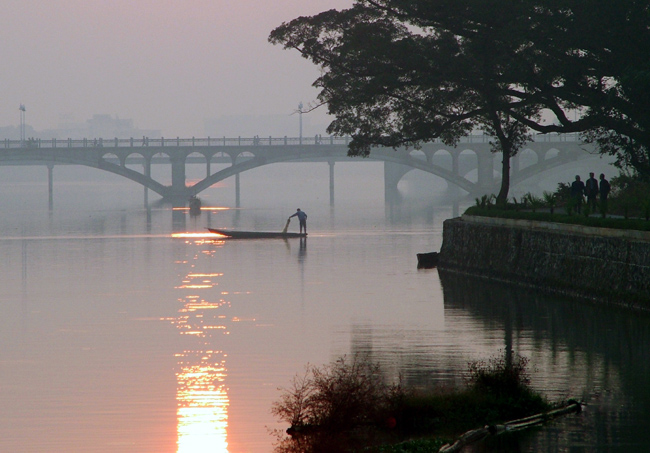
[173,244,230,452]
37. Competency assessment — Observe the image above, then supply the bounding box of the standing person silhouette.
[599,173,611,214]
[570,175,585,213]
[288,208,307,235]
[585,172,598,211]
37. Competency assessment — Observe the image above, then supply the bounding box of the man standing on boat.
[288,208,307,235]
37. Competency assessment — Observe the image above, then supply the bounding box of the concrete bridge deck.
[0,134,592,205]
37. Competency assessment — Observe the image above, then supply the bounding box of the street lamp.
[19,104,26,147]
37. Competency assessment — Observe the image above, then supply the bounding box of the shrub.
[522,193,544,213]
[271,355,399,452]
[475,194,496,209]
[464,351,548,423]
[272,355,394,432]
[466,352,530,396]
[542,191,556,214]
[272,353,551,452]
[609,173,650,219]
[553,182,572,206]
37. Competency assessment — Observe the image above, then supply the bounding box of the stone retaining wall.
[438,216,650,311]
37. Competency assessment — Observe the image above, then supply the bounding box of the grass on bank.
[464,205,650,232]
[271,353,552,453]
[465,175,650,232]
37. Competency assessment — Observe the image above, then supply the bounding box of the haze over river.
[0,162,648,452]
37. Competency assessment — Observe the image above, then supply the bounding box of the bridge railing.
[0,133,581,149]
[0,136,352,149]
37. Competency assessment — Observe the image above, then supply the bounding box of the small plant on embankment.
[542,191,557,214]
[470,174,650,228]
[271,352,551,453]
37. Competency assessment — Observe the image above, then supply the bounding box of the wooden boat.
[207,227,307,239]
[417,251,439,269]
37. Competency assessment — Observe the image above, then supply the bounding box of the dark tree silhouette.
[270,0,650,198]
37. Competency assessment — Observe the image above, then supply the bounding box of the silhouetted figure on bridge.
[289,208,308,235]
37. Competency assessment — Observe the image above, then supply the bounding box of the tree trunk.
[497,147,511,205]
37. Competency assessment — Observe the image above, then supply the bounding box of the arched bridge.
[0,134,594,203]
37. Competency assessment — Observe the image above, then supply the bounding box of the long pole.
[19,104,26,147]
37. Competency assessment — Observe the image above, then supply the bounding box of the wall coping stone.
[461,214,650,242]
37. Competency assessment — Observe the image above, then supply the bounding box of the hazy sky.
[1,0,354,136]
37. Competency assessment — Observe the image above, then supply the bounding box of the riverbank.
[272,352,557,453]
[438,215,650,311]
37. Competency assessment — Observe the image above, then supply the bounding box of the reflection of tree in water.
[347,323,463,392]
[439,269,650,451]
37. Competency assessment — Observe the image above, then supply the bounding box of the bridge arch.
[389,146,489,192]
[516,148,539,171]
[187,147,480,196]
[543,147,560,160]
[0,136,598,201]
[15,150,172,196]
[100,151,124,167]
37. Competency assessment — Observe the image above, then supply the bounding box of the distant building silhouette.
[0,114,160,140]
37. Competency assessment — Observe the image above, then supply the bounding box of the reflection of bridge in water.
[0,134,594,206]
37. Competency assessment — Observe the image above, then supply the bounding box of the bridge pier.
[143,159,151,207]
[170,154,187,198]
[476,153,495,195]
[47,164,53,211]
[384,162,410,203]
[452,152,460,176]
[329,160,335,206]
[235,173,240,208]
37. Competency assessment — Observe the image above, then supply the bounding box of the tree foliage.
[271,4,478,156]
[270,0,650,189]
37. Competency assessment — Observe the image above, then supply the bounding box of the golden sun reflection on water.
[172,206,231,212]
[173,243,231,453]
[176,360,229,453]
[171,232,226,239]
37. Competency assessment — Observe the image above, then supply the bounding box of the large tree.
[269,1,547,201]
[388,0,650,178]
[270,0,650,194]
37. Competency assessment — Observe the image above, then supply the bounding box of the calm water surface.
[0,164,648,452]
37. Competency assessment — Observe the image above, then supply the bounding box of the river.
[0,162,648,452]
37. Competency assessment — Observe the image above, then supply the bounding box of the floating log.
[439,400,583,452]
